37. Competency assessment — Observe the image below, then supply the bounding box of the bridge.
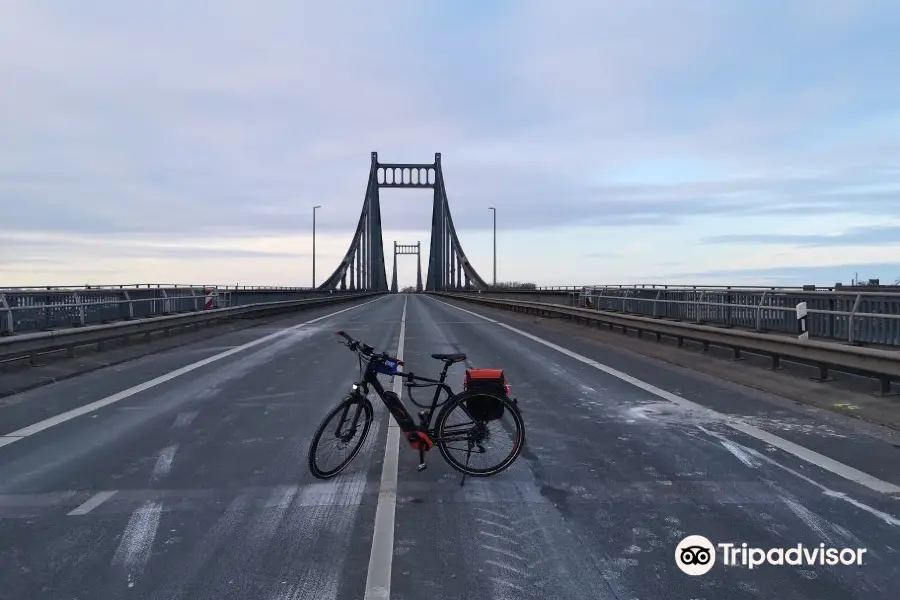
[316,152,487,293]
[2,153,899,599]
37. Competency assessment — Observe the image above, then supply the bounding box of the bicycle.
[307,330,525,483]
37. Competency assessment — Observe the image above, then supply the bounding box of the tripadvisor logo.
[676,535,716,575]
[675,535,867,575]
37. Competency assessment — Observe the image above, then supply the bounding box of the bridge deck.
[0,294,898,599]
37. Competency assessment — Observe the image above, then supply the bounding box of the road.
[1,294,898,599]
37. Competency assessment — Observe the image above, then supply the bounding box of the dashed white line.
[719,439,759,469]
[152,445,178,480]
[67,490,118,515]
[113,500,163,588]
[363,295,407,600]
[172,411,199,428]
[431,296,900,497]
[0,296,387,451]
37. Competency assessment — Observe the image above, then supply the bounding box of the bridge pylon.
[317,152,489,292]
[391,241,423,293]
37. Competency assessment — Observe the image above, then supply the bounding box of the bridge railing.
[574,287,900,346]
[465,286,900,347]
[495,283,898,292]
[432,292,900,393]
[0,285,336,335]
[0,284,316,291]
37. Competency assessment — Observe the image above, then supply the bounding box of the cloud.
[2,232,335,266]
[1,1,899,287]
[702,224,900,246]
[655,262,900,286]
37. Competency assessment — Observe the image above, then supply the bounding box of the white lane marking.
[431,296,900,497]
[719,439,759,469]
[67,490,118,515]
[781,496,836,542]
[364,295,407,600]
[172,411,199,428]
[824,491,900,528]
[698,426,900,528]
[0,296,387,450]
[152,444,178,480]
[113,499,163,588]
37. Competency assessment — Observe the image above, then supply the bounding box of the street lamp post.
[313,205,321,288]
[488,207,496,286]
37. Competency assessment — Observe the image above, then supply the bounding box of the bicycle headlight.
[351,384,359,391]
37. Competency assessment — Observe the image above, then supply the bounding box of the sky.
[2,1,900,289]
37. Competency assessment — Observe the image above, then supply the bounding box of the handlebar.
[334,330,404,366]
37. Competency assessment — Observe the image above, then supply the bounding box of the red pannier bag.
[463,369,510,421]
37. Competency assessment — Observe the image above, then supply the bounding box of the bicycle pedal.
[417,462,427,472]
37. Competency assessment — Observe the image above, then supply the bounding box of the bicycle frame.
[333,329,503,461]
[353,354,456,437]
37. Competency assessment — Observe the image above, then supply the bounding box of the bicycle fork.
[335,399,365,442]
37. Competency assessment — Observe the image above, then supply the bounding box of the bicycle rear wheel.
[308,393,374,479]
[434,390,525,477]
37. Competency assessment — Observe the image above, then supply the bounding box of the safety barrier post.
[796,302,809,341]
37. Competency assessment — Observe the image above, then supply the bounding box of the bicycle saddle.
[431,353,467,363]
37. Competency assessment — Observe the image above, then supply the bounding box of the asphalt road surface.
[1,294,898,600]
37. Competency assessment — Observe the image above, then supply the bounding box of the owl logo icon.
[675,535,716,575]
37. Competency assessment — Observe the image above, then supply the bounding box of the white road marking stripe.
[172,411,199,428]
[0,436,23,448]
[113,500,163,588]
[0,296,386,450]
[152,445,178,480]
[68,490,118,515]
[431,296,900,497]
[696,424,900,528]
[364,295,407,600]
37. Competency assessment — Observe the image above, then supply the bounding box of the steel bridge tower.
[391,241,423,293]
[317,152,489,292]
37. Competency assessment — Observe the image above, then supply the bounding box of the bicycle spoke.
[437,395,522,475]
[441,421,475,432]
[309,396,373,478]
[315,433,358,472]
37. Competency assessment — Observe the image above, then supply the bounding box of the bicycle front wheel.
[434,390,525,477]
[308,393,374,479]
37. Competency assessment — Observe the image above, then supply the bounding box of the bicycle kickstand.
[459,444,473,487]
[417,446,427,472]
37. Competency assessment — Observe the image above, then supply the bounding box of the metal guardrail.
[495,284,900,292]
[491,285,829,292]
[569,287,900,347]
[464,286,900,347]
[0,284,317,291]
[0,292,382,362]
[0,286,353,335]
[432,292,900,394]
